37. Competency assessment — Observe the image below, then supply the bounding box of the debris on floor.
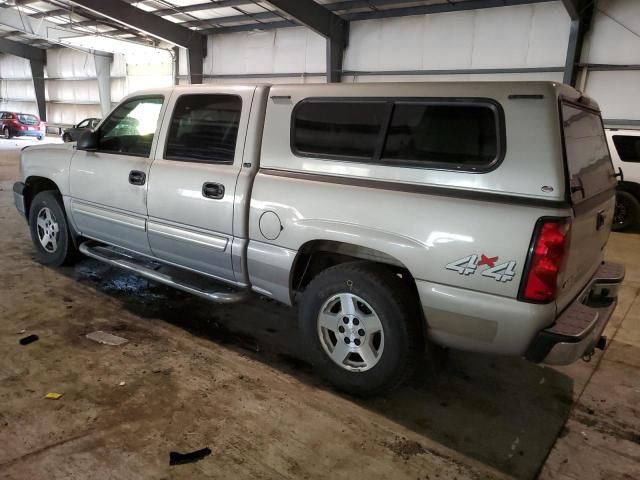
[19,334,39,345]
[169,447,212,466]
[44,392,63,400]
[86,331,128,346]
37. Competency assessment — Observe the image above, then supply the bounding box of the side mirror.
[77,129,98,151]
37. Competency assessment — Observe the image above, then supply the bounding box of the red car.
[0,111,45,140]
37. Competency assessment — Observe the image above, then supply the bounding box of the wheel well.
[24,176,61,219]
[618,181,640,199]
[291,240,416,294]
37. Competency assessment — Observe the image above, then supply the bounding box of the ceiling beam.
[561,0,580,20]
[0,5,111,56]
[149,0,254,17]
[68,0,205,49]
[0,36,46,121]
[341,0,555,21]
[68,0,206,83]
[0,36,45,62]
[266,0,348,83]
[267,0,346,39]
[562,0,594,86]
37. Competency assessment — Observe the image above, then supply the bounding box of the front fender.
[20,143,75,195]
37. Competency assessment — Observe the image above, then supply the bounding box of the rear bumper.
[14,129,44,137]
[525,262,625,365]
[13,182,26,217]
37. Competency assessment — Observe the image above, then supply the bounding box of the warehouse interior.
[1,1,640,479]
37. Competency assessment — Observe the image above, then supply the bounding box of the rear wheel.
[28,191,78,266]
[3,127,12,139]
[299,262,423,396]
[613,191,639,231]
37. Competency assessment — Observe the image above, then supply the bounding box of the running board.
[79,241,249,304]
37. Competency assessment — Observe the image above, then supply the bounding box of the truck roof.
[125,81,599,111]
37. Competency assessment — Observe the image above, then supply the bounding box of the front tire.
[62,133,71,142]
[299,262,423,396]
[613,190,639,231]
[28,191,78,266]
[37,135,44,141]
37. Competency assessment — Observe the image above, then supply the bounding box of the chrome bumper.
[13,182,26,217]
[525,262,625,365]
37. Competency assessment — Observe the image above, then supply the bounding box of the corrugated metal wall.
[0,47,172,125]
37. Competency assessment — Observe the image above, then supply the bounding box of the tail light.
[519,217,571,303]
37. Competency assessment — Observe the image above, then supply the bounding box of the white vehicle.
[606,128,640,230]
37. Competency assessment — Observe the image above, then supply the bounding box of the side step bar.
[79,241,249,304]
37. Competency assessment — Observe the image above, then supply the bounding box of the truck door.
[69,95,165,254]
[146,87,254,283]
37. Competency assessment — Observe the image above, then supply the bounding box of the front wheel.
[299,262,423,396]
[612,191,639,231]
[62,133,71,142]
[28,191,78,266]
[37,135,44,141]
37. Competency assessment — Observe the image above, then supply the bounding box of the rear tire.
[3,127,12,139]
[613,190,639,231]
[28,191,78,266]
[299,262,423,396]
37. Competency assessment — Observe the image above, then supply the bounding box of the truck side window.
[291,98,503,171]
[165,94,242,164]
[382,103,499,168]
[612,135,640,163]
[293,100,386,159]
[98,96,163,157]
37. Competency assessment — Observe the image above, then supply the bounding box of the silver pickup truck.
[13,82,624,396]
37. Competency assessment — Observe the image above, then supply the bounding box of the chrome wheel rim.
[317,293,384,372]
[36,207,60,252]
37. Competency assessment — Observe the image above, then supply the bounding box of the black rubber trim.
[259,168,569,209]
[525,331,579,363]
[13,181,26,195]
[290,96,507,174]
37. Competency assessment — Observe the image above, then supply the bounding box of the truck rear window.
[292,99,503,171]
[561,102,615,202]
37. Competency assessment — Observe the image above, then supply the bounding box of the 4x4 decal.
[446,254,517,282]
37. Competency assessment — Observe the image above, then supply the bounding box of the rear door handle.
[129,170,146,186]
[202,182,225,200]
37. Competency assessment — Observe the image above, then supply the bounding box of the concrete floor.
[0,137,638,479]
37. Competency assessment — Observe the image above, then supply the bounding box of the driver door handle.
[129,170,146,186]
[202,182,225,200]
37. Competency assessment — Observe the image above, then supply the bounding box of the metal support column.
[29,59,46,121]
[93,53,113,118]
[562,0,594,87]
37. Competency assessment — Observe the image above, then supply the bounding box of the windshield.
[17,114,38,125]
[561,102,615,203]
